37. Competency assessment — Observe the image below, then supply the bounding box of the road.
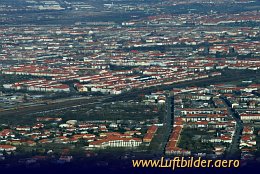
[221,96,243,159]
[163,95,175,154]
[146,94,174,156]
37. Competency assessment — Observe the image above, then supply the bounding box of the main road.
[146,94,174,156]
[221,96,243,159]
[163,95,175,154]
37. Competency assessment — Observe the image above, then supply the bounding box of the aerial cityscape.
[0,0,260,173]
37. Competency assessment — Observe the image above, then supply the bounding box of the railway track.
[0,70,259,117]
[0,96,106,117]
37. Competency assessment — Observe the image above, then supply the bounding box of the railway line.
[0,70,259,117]
[0,96,108,117]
